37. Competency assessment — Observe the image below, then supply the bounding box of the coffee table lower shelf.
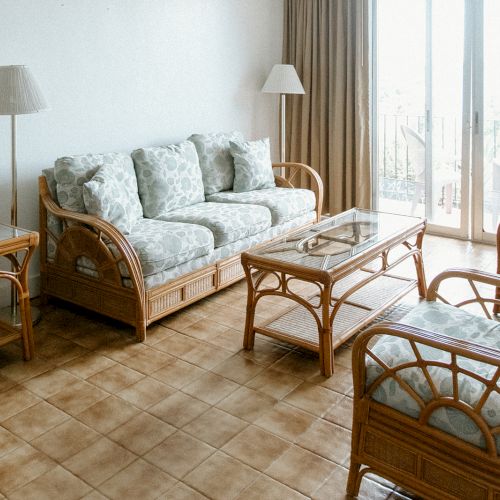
[254,273,417,355]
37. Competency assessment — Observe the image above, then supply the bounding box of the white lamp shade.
[0,65,48,115]
[262,64,305,95]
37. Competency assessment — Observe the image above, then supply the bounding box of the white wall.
[0,0,283,302]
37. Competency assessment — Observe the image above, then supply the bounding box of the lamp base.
[0,305,41,328]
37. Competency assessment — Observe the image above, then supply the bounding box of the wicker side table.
[0,224,39,360]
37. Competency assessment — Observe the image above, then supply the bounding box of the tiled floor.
[0,234,496,499]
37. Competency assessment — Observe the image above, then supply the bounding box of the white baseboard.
[0,274,40,307]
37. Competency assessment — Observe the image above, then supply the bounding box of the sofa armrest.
[427,267,500,319]
[273,162,323,222]
[38,175,145,302]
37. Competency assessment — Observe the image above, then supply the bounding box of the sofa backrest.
[132,140,205,218]
[188,131,244,195]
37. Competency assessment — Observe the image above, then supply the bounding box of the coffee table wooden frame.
[241,214,427,376]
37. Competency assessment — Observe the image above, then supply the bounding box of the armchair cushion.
[230,138,275,193]
[156,202,272,247]
[54,152,142,219]
[366,301,500,452]
[83,164,140,234]
[188,131,244,195]
[206,187,316,225]
[132,141,205,217]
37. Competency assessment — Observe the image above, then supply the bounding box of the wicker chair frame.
[39,162,323,342]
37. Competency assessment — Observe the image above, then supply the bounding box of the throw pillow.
[132,140,205,218]
[83,164,139,234]
[188,131,244,194]
[230,138,276,193]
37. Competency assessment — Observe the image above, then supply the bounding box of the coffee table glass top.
[0,223,31,243]
[249,208,424,271]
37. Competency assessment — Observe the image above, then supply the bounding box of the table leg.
[243,274,257,350]
[319,284,334,376]
[413,230,427,298]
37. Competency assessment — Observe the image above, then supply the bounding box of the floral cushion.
[188,131,244,195]
[132,141,205,218]
[366,301,500,452]
[156,202,272,247]
[83,164,140,234]
[207,187,316,225]
[54,152,142,219]
[108,218,214,277]
[230,138,276,193]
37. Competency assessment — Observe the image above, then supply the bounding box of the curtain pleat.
[283,0,371,214]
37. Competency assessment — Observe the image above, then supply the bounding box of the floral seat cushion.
[156,202,272,247]
[107,218,214,277]
[366,301,500,452]
[206,187,316,225]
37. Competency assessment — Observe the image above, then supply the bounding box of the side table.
[0,223,39,360]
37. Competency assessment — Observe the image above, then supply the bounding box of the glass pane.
[377,0,426,217]
[430,0,464,228]
[483,0,500,234]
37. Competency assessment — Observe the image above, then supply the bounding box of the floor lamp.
[0,65,48,327]
[262,64,305,165]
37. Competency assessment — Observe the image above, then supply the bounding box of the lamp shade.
[0,65,48,115]
[262,64,305,95]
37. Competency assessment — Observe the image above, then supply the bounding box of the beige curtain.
[283,0,371,214]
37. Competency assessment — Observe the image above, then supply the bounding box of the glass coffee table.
[241,208,427,376]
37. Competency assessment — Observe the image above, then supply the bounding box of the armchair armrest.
[427,267,500,319]
[272,162,323,222]
[38,175,145,302]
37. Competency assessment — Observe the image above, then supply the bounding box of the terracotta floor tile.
[153,333,201,358]
[47,380,108,416]
[63,437,136,487]
[142,324,176,346]
[151,359,206,389]
[245,367,302,399]
[98,458,176,499]
[212,354,265,384]
[81,490,111,500]
[297,419,352,465]
[184,452,259,500]
[117,376,175,409]
[0,427,25,459]
[254,402,316,442]
[8,465,92,500]
[207,306,247,330]
[236,474,307,500]
[149,391,209,427]
[0,375,14,393]
[144,431,214,479]
[109,412,175,455]
[0,386,41,421]
[182,408,248,448]
[61,353,116,379]
[265,445,333,497]
[309,364,354,396]
[238,339,291,367]
[31,419,100,462]
[181,342,233,370]
[222,425,290,471]
[182,372,239,405]
[160,310,203,331]
[324,396,353,430]
[0,444,56,493]
[0,357,54,383]
[87,363,144,393]
[271,351,322,379]
[21,368,81,398]
[284,382,344,417]
[2,401,69,441]
[120,347,175,374]
[96,337,150,362]
[209,328,244,353]
[180,318,231,341]
[37,336,89,365]
[216,387,276,423]
[76,395,140,434]
[70,327,123,351]
[159,482,208,499]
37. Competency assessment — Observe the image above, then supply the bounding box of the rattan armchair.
[348,267,500,499]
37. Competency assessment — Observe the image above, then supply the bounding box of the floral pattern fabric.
[188,131,244,195]
[207,187,316,225]
[156,202,272,247]
[83,164,141,234]
[54,152,142,220]
[230,138,276,193]
[42,168,62,260]
[132,141,205,217]
[366,301,500,452]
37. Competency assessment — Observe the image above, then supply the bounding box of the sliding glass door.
[374,0,499,241]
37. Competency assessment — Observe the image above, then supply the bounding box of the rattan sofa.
[39,135,323,342]
[348,267,500,499]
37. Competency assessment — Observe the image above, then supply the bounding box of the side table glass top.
[249,208,424,271]
[0,223,32,242]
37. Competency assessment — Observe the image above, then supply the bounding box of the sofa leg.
[346,460,362,497]
[135,322,146,342]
